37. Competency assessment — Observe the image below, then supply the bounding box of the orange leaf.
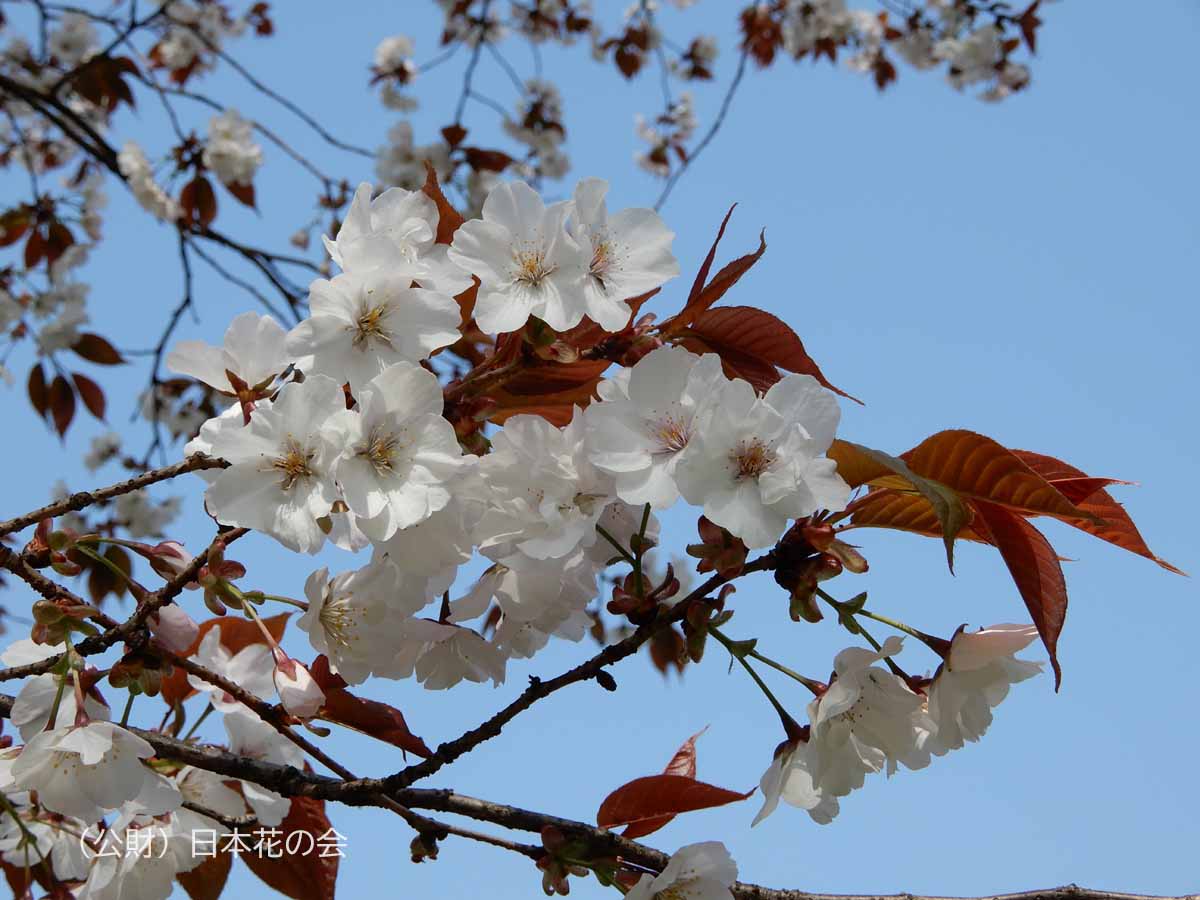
[597,774,752,833]
[1013,450,1182,575]
[621,727,709,839]
[901,430,1090,520]
[972,499,1067,689]
[676,306,857,401]
[421,161,464,244]
[847,489,994,545]
[310,656,432,758]
[242,796,339,900]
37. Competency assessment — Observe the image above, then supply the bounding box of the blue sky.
[2,1,1198,898]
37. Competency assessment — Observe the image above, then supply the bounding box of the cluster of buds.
[686,516,748,580]
[109,648,165,697]
[191,537,247,614]
[31,596,100,645]
[536,826,612,897]
[681,584,736,664]
[774,519,868,623]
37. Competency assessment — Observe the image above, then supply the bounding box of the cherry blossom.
[753,739,840,826]
[925,624,1042,755]
[202,374,346,553]
[327,362,467,541]
[202,108,263,188]
[586,346,725,508]
[568,177,679,330]
[675,373,850,548]
[626,841,738,900]
[447,180,589,333]
[167,310,289,397]
[287,271,461,388]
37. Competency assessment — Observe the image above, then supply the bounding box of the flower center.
[319,598,363,649]
[353,301,394,349]
[513,248,555,288]
[650,413,691,454]
[730,438,775,480]
[271,436,317,491]
[357,426,403,475]
[655,884,696,900]
[590,238,614,288]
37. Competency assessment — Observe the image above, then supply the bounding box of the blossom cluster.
[167,175,849,691]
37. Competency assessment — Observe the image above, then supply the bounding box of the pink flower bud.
[273,653,325,719]
[148,603,199,653]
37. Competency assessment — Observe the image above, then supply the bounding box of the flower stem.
[182,703,215,741]
[119,691,135,727]
[709,626,796,725]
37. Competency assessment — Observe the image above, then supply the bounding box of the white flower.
[117,142,181,222]
[324,182,473,296]
[187,628,275,713]
[202,108,263,187]
[586,347,725,508]
[568,177,679,330]
[370,492,481,577]
[222,709,302,825]
[674,373,850,548]
[11,721,180,824]
[148,603,199,653]
[375,121,451,190]
[167,310,289,395]
[287,271,461,388]
[83,431,122,471]
[327,362,466,541]
[753,740,839,826]
[0,807,91,880]
[374,34,417,74]
[407,620,507,690]
[173,765,248,835]
[203,375,345,553]
[925,624,1042,755]
[477,412,614,562]
[74,815,199,900]
[298,557,409,685]
[448,180,589,333]
[465,549,598,626]
[273,653,325,718]
[10,672,109,740]
[113,490,180,538]
[48,12,98,65]
[806,637,934,798]
[626,842,737,900]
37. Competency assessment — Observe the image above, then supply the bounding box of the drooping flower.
[327,362,467,542]
[202,108,263,188]
[625,841,738,900]
[674,373,850,548]
[925,623,1042,755]
[187,627,275,713]
[167,310,289,397]
[287,271,461,388]
[222,708,302,825]
[272,652,325,719]
[9,672,109,740]
[806,637,933,798]
[10,721,181,824]
[586,346,725,508]
[202,374,345,553]
[392,619,507,690]
[753,739,840,826]
[447,180,589,333]
[568,177,679,330]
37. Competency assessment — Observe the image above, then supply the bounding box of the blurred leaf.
[72,332,125,365]
[48,374,75,438]
[72,371,106,420]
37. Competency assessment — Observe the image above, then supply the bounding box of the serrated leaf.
[900,430,1091,521]
[177,849,232,900]
[621,727,709,839]
[829,441,969,570]
[242,796,338,900]
[675,306,857,401]
[421,161,464,244]
[972,499,1067,689]
[597,774,752,834]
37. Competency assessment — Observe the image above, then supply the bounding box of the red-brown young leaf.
[309,657,432,758]
[844,488,994,546]
[72,332,125,365]
[971,499,1067,689]
[225,180,256,209]
[45,222,75,264]
[676,306,858,402]
[72,372,106,420]
[27,362,48,419]
[24,227,46,269]
[441,123,468,147]
[901,430,1091,521]
[463,146,514,173]
[1012,449,1183,575]
[597,774,753,833]
[1019,1,1042,53]
[48,374,75,438]
[621,727,709,839]
[182,175,217,228]
[682,228,767,323]
[675,204,736,327]
[421,161,464,243]
[242,796,338,900]
[177,849,233,900]
[0,207,31,247]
